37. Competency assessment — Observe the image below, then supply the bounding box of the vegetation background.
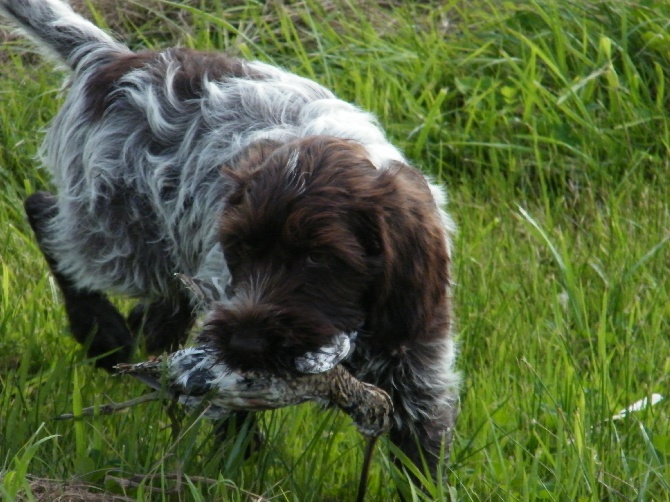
[1,0,669,500]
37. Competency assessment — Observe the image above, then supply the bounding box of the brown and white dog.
[1,0,460,475]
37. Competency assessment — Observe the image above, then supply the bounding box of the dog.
[1,0,460,476]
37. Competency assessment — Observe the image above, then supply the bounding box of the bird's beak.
[175,273,226,307]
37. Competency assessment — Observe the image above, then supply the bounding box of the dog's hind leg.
[24,191,134,370]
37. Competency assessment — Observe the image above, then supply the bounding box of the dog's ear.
[365,163,452,346]
[352,210,383,257]
[222,140,283,205]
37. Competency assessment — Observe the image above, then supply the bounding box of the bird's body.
[115,346,392,438]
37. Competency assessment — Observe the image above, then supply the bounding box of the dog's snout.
[228,326,269,354]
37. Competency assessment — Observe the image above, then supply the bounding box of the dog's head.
[198,136,451,373]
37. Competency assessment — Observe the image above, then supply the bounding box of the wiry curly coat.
[1,0,460,474]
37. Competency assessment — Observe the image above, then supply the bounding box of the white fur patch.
[294,332,355,374]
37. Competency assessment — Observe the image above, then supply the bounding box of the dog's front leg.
[350,342,459,484]
[24,191,134,370]
[389,394,458,478]
[127,294,195,354]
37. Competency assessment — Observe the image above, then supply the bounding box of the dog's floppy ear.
[352,209,383,257]
[365,163,452,346]
[222,139,283,205]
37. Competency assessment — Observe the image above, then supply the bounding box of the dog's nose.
[228,328,269,354]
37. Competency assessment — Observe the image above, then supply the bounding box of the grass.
[1,0,669,499]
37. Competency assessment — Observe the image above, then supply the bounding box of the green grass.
[1,0,669,499]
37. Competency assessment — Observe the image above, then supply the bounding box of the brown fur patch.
[84,48,262,119]
[200,136,450,374]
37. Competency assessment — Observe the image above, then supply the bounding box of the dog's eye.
[306,252,330,267]
[227,239,252,256]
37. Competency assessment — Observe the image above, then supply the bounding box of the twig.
[105,472,270,500]
[109,472,219,486]
[55,391,162,420]
[104,475,171,494]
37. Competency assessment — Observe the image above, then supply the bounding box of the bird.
[114,345,393,438]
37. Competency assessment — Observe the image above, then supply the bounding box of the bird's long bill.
[175,273,226,307]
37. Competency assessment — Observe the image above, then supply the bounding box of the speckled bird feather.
[115,346,392,437]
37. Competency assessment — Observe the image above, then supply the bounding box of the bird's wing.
[294,332,355,374]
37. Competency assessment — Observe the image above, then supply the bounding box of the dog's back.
[2,0,406,298]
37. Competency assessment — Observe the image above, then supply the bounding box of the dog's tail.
[0,0,129,70]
